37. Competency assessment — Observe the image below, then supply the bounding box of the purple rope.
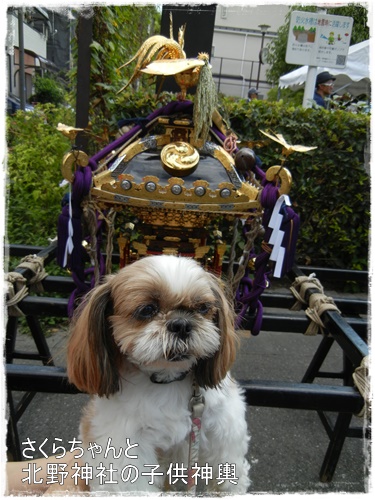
[58,100,196,314]
[57,99,300,323]
[234,178,299,334]
[89,101,194,170]
[56,204,70,268]
[57,164,97,315]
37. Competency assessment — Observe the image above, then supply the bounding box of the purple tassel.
[58,99,301,323]
[280,207,300,275]
[234,177,300,334]
[56,205,69,268]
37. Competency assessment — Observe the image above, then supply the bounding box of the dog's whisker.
[162,330,171,358]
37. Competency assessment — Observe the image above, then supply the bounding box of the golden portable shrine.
[56,21,311,329]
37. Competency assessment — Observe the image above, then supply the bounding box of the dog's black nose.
[167,318,192,338]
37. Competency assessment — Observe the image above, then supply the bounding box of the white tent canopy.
[279,40,370,97]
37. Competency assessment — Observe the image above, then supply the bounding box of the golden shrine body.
[59,23,300,274]
[87,112,262,270]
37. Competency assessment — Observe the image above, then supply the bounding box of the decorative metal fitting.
[220,188,231,198]
[121,180,132,190]
[194,186,206,197]
[145,182,157,192]
[171,184,183,195]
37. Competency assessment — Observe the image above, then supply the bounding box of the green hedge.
[222,98,370,270]
[5,97,370,270]
[6,104,75,246]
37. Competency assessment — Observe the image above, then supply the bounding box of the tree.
[265,3,370,85]
[30,75,65,105]
[70,5,161,147]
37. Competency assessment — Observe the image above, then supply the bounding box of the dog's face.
[111,256,223,377]
[67,255,237,396]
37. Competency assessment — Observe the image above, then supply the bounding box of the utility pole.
[75,9,93,152]
[18,8,26,111]
[255,24,270,90]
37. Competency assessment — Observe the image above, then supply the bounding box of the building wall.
[8,12,48,58]
[7,11,48,98]
[47,10,73,71]
[212,4,290,99]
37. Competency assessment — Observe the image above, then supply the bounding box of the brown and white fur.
[67,255,250,494]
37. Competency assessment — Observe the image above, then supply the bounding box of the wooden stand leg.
[302,335,334,383]
[319,412,353,482]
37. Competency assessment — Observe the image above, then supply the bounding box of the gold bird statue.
[117,13,186,93]
[260,130,317,158]
[57,123,85,142]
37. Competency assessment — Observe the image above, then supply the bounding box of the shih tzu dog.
[67,255,250,494]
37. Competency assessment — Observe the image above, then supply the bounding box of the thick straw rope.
[17,255,48,292]
[290,273,324,310]
[304,293,341,336]
[5,254,48,316]
[290,273,340,335]
[5,272,28,316]
[353,356,371,418]
[291,273,369,417]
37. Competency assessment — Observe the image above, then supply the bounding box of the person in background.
[314,71,336,108]
[247,87,259,101]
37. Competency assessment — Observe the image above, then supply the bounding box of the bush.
[5,96,370,271]
[221,98,370,270]
[30,75,66,106]
[6,104,75,246]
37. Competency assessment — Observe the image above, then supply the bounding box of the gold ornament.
[57,123,85,142]
[161,142,199,177]
[260,130,317,159]
[265,166,292,195]
[117,13,186,93]
[61,150,89,183]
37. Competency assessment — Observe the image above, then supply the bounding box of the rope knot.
[290,273,324,311]
[304,293,341,336]
[5,272,28,316]
[17,254,48,292]
[353,356,370,418]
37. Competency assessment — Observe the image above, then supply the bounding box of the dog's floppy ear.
[195,274,238,389]
[67,276,120,397]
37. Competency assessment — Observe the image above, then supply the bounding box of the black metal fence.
[211,55,270,97]
[5,242,369,483]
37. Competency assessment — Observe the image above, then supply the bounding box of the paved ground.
[6,284,371,495]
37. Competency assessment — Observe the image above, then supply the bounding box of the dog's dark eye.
[135,304,158,320]
[197,303,211,315]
